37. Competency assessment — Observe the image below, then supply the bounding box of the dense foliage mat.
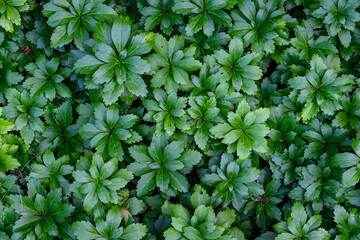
[1,0,360,239]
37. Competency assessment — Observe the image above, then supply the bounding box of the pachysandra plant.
[210,100,270,159]
[332,93,360,129]
[188,65,243,120]
[23,55,72,101]
[140,0,182,35]
[188,63,222,96]
[0,31,18,53]
[202,153,263,210]
[274,202,330,240]
[332,139,360,188]
[30,149,73,195]
[25,20,53,56]
[209,82,242,119]
[0,0,29,32]
[256,78,278,107]
[70,154,133,212]
[185,30,231,55]
[289,155,342,212]
[172,0,233,37]
[288,55,354,121]
[72,206,147,240]
[147,34,202,92]
[42,0,117,49]
[230,0,296,54]
[0,35,23,101]
[2,0,360,239]
[164,205,240,240]
[270,144,306,185]
[213,37,263,95]
[2,88,46,144]
[0,201,17,239]
[74,16,152,104]
[127,135,202,197]
[143,88,189,136]
[38,101,82,155]
[312,0,360,47]
[302,118,349,159]
[162,185,244,240]
[273,47,308,84]
[79,102,141,159]
[0,108,21,173]
[9,179,75,240]
[244,179,285,230]
[291,20,338,61]
[333,205,360,239]
[186,96,222,149]
[266,111,305,154]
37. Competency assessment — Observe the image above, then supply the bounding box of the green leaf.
[70,154,132,210]
[169,171,188,192]
[291,202,307,226]
[210,123,232,138]
[137,171,157,197]
[121,223,148,240]
[79,103,140,159]
[173,0,231,37]
[149,34,201,92]
[156,168,170,192]
[72,221,99,240]
[342,166,360,188]
[332,153,359,168]
[112,16,131,53]
[183,226,203,240]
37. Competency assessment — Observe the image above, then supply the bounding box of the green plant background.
[1,0,360,239]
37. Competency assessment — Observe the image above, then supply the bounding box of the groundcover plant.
[1,0,360,239]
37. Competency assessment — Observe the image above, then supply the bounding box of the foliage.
[230,0,296,54]
[266,111,305,154]
[24,55,72,101]
[2,88,46,144]
[288,55,354,121]
[30,149,73,195]
[162,185,244,240]
[144,88,189,136]
[1,0,360,239]
[332,92,360,129]
[43,0,116,49]
[79,102,141,159]
[312,0,360,47]
[38,101,82,155]
[72,206,147,240]
[289,155,342,212]
[244,179,285,230]
[333,205,360,239]
[140,0,182,35]
[9,179,75,240]
[128,135,201,197]
[0,108,21,172]
[291,20,338,61]
[172,0,233,37]
[147,34,202,92]
[74,16,151,104]
[332,139,360,188]
[274,202,330,240]
[202,153,262,210]
[302,118,349,159]
[187,96,222,149]
[210,100,270,159]
[70,154,133,212]
[213,37,263,95]
[0,0,29,32]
